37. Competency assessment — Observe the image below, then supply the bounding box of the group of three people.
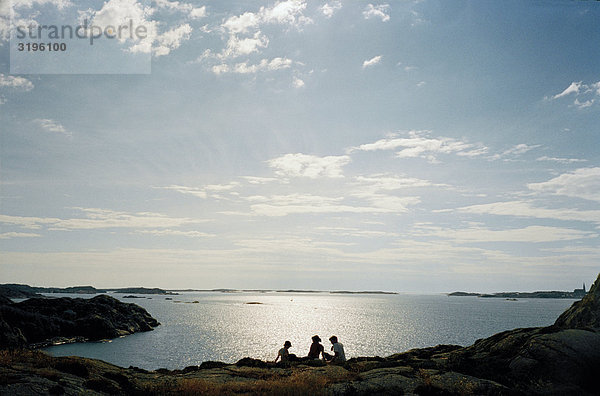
[275,335,346,363]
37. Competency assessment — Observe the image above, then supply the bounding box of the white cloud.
[292,77,305,88]
[363,3,390,22]
[573,98,594,109]
[528,167,600,202]
[135,229,214,238]
[223,31,269,58]
[222,12,261,34]
[212,57,292,75]
[247,193,400,217]
[489,143,540,161]
[362,55,382,69]
[86,0,194,57]
[0,74,34,91]
[242,176,279,185]
[0,232,42,239]
[536,156,587,164]
[0,208,206,231]
[34,119,70,137]
[552,81,582,99]
[455,200,600,224]
[155,0,206,19]
[321,1,342,18]
[548,80,600,108]
[349,130,487,162]
[416,225,597,243]
[268,153,350,178]
[153,23,192,57]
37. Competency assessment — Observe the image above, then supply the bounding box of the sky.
[0,0,599,293]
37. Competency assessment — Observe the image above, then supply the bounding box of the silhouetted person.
[274,340,293,363]
[307,335,325,360]
[326,335,346,363]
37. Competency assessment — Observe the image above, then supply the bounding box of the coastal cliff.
[0,274,598,395]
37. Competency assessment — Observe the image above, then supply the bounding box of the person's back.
[307,335,324,359]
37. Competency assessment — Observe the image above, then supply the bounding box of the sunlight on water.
[43,292,575,370]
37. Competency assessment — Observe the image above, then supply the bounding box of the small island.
[449,283,588,299]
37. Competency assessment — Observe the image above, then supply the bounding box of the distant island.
[0,284,178,299]
[449,283,588,299]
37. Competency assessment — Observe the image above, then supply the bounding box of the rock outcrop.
[0,295,159,348]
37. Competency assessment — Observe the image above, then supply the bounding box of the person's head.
[284,340,292,348]
[312,335,321,343]
[329,336,338,344]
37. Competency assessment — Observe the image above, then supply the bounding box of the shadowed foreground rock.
[0,273,598,395]
[0,295,160,348]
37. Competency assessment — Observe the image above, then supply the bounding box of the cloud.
[0,208,207,231]
[320,1,342,18]
[247,194,400,217]
[363,3,390,22]
[489,143,540,161]
[0,74,34,91]
[292,77,305,88]
[455,200,600,224]
[552,81,582,99]
[87,0,195,57]
[135,229,214,238]
[528,167,600,202]
[155,0,206,19]
[212,57,293,75]
[268,153,350,178]
[0,232,42,239]
[362,55,382,69]
[415,224,596,243]
[222,32,269,58]
[548,80,600,108]
[33,119,70,137]
[242,176,279,185]
[349,130,487,162]
[153,23,192,57]
[536,156,587,164]
[161,182,241,201]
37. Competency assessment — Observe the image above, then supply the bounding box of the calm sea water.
[43,292,575,370]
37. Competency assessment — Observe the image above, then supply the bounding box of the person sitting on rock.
[274,340,293,363]
[326,335,346,363]
[307,335,325,360]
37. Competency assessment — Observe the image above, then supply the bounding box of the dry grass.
[0,349,54,368]
[143,369,354,395]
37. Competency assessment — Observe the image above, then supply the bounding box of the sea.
[42,292,576,370]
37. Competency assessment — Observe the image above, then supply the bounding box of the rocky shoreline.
[1,273,598,395]
[0,295,160,349]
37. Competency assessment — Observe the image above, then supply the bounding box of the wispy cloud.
[320,1,342,18]
[363,3,390,22]
[348,130,487,162]
[528,167,600,202]
[0,208,208,231]
[212,57,292,75]
[548,80,600,109]
[414,224,597,243]
[135,229,214,238]
[455,200,600,224]
[362,55,382,69]
[34,119,70,137]
[489,143,540,161]
[0,74,34,91]
[0,232,42,239]
[268,153,350,178]
[536,156,587,164]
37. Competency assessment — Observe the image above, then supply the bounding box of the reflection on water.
[43,292,574,370]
